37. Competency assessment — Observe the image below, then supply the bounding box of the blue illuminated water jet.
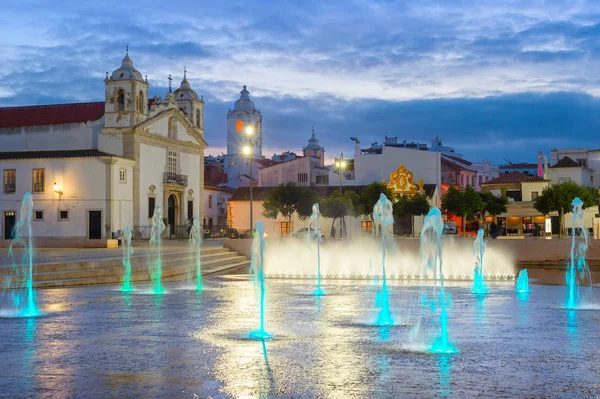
[420,208,458,354]
[373,193,394,326]
[149,206,166,295]
[120,227,134,292]
[471,229,488,295]
[566,197,591,309]
[515,269,530,293]
[3,193,42,317]
[310,203,325,296]
[189,217,203,291]
[249,222,272,340]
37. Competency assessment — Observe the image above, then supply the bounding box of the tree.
[320,191,352,237]
[358,182,394,219]
[393,193,431,236]
[534,181,598,238]
[479,191,508,234]
[441,185,484,236]
[262,183,318,225]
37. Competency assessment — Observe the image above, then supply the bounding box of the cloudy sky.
[2,0,600,164]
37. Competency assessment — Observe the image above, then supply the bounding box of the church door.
[4,211,16,240]
[168,194,176,235]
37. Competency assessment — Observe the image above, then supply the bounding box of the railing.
[32,183,44,193]
[3,183,15,193]
[163,172,188,186]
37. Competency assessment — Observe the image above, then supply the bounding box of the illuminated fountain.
[120,226,134,292]
[249,222,271,340]
[372,193,394,326]
[2,193,41,317]
[149,206,166,294]
[419,208,458,353]
[566,197,591,309]
[189,217,203,291]
[515,269,530,293]
[310,203,325,296]
[471,229,488,294]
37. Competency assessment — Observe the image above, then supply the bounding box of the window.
[137,91,144,112]
[236,120,243,132]
[361,220,373,233]
[32,169,44,193]
[3,169,15,193]
[58,210,69,221]
[208,218,213,230]
[119,168,126,183]
[34,210,43,221]
[316,175,329,185]
[577,158,588,167]
[297,172,308,184]
[196,109,201,127]
[230,161,235,167]
[188,200,193,219]
[281,222,293,237]
[208,195,213,209]
[148,197,156,218]
[117,89,125,111]
[531,191,539,201]
[168,151,178,174]
[203,218,207,229]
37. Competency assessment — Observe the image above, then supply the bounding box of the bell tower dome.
[174,67,204,133]
[103,48,149,128]
[226,85,262,159]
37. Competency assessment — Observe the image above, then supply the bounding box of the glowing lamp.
[245,125,254,135]
[242,146,252,156]
[53,182,63,199]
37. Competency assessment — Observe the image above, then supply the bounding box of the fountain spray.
[566,197,590,309]
[121,227,134,292]
[516,269,530,293]
[472,229,488,294]
[373,193,394,326]
[189,217,203,291]
[420,208,458,353]
[310,203,325,296]
[249,222,271,340]
[149,206,166,294]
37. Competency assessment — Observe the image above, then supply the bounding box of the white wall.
[179,151,201,220]
[0,121,101,152]
[521,181,549,202]
[139,143,166,225]
[548,167,591,187]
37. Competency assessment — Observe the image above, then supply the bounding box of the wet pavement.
[0,278,599,398]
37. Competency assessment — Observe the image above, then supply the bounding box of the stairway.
[0,246,250,289]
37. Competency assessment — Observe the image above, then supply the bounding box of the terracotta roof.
[0,149,133,161]
[0,102,105,129]
[254,159,277,167]
[230,184,437,201]
[443,154,473,166]
[482,171,547,185]
[551,156,579,168]
[499,162,538,169]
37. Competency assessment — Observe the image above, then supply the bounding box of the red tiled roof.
[551,156,579,168]
[0,149,133,161]
[482,171,547,185]
[0,102,105,129]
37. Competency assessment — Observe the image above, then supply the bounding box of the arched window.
[137,91,144,112]
[196,109,201,127]
[236,120,243,132]
[117,89,125,111]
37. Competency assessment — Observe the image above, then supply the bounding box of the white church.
[0,50,207,246]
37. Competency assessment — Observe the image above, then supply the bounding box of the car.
[443,222,457,235]
[227,228,240,239]
[291,227,325,239]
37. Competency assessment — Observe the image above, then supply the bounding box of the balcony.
[3,183,15,193]
[163,172,188,186]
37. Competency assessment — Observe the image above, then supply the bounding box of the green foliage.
[479,191,508,217]
[344,190,361,217]
[393,193,430,218]
[262,183,318,221]
[534,181,597,216]
[358,182,394,217]
[320,191,352,220]
[441,185,484,222]
[441,185,463,217]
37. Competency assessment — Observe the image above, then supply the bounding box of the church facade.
[0,51,207,246]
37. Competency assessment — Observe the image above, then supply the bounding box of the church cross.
[168,74,172,93]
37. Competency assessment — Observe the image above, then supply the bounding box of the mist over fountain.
[373,193,394,326]
[189,217,203,291]
[566,197,591,309]
[121,227,134,292]
[249,222,271,340]
[149,206,166,294]
[2,193,41,317]
[472,229,488,295]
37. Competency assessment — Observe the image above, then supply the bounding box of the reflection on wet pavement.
[0,278,599,398]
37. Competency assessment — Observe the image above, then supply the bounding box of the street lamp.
[53,182,63,199]
[243,124,255,235]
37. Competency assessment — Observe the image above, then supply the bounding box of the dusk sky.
[3,0,600,164]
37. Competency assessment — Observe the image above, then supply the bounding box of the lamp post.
[334,154,347,237]
[53,182,63,200]
[243,124,255,235]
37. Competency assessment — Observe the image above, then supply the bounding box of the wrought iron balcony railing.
[163,172,188,186]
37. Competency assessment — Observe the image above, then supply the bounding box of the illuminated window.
[3,169,15,193]
[236,120,243,131]
[32,169,44,193]
[361,221,373,233]
[281,222,293,237]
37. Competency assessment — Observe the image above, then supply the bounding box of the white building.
[203,185,234,235]
[224,86,263,189]
[0,50,207,245]
[547,152,596,188]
